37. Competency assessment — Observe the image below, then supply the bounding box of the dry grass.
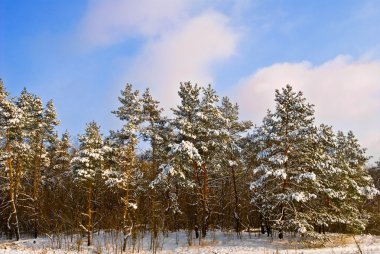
[284,233,355,249]
[325,234,355,247]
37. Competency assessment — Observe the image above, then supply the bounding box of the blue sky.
[1,0,380,161]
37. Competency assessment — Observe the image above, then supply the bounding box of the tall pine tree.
[251,85,319,234]
[71,121,104,246]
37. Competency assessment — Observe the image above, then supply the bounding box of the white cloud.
[79,0,239,110]
[79,0,193,47]
[236,55,380,160]
[124,11,240,109]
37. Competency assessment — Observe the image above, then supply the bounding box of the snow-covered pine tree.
[366,159,380,234]
[102,131,140,251]
[306,124,344,235]
[108,83,143,251]
[218,97,252,234]
[46,131,71,187]
[15,89,47,238]
[154,82,203,239]
[250,85,318,235]
[140,88,173,244]
[38,100,60,234]
[333,131,379,232]
[42,131,72,233]
[71,121,104,246]
[141,88,165,170]
[171,82,201,146]
[308,125,378,235]
[15,91,59,238]
[196,84,223,237]
[42,100,60,149]
[173,82,204,238]
[0,81,24,240]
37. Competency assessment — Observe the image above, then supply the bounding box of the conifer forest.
[1,79,380,250]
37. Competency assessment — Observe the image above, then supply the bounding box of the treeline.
[0,79,379,248]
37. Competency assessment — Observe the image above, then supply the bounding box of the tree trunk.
[201,163,209,238]
[231,165,241,235]
[32,139,43,238]
[6,130,20,241]
[122,141,135,252]
[122,188,129,252]
[87,184,92,246]
[281,115,289,226]
[192,161,200,239]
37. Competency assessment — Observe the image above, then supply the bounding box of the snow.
[228,160,238,167]
[273,168,287,179]
[128,202,138,210]
[1,232,380,254]
[269,154,288,165]
[358,186,380,199]
[290,192,317,202]
[170,140,202,162]
[293,172,317,183]
[298,226,307,234]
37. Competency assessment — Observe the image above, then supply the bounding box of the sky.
[1,0,380,162]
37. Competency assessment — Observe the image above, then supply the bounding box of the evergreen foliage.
[0,79,379,246]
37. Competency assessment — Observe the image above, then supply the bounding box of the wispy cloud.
[79,0,240,110]
[79,0,193,48]
[125,11,240,109]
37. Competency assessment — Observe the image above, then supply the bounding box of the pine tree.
[42,100,60,146]
[169,82,203,239]
[15,89,46,237]
[47,131,71,185]
[251,85,318,234]
[141,88,171,185]
[366,160,380,234]
[109,84,143,251]
[42,131,73,233]
[0,81,23,240]
[196,84,222,237]
[333,131,379,232]
[71,121,104,246]
[102,131,140,251]
[308,124,341,234]
[141,88,165,161]
[141,88,172,245]
[218,97,252,234]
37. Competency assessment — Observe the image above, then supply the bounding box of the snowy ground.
[1,231,380,254]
